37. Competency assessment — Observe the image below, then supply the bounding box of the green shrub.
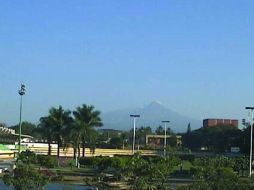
[79,156,130,172]
[3,164,49,190]
[18,150,37,164]
[67,159,76,168]
[111,156,129,170]
[37,155,57,168]
[79,157,98,167]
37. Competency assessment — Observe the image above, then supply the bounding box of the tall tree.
[65,122,80,160]
[155,126,172,135]
[155,126,164,135]
[73,104,103,158]
[136,126,153,146]
[166,127,173,135]
[38,116,53,156]
[48,106,72,159]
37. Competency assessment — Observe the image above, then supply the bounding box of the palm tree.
[120,132,128,149]
[73,104,103,158]
[38,116,53,156]
[64,122,80,162]
[48,106,72,159]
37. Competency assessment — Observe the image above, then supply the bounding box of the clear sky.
[1,0,254,125]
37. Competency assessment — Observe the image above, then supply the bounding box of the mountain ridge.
[101,101,202,132]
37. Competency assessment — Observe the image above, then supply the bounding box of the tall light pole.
[18,84,26,153]
[162,120,170,157]
[130,114,140,155]
[246,107,254,177]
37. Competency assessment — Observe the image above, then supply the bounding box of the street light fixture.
[130,114,140,155]
[162,120,170,157]
[246,106,254,177]
[18,84,26,153]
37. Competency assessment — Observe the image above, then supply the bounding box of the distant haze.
[101,101,202,133]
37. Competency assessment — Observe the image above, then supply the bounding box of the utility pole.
[18,84,26,154]
[130,114,140,155]
[246,107,254,177]
[162,120,170,157]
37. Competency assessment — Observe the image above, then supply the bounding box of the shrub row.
[79,156,130,171]
[18,150,58,168]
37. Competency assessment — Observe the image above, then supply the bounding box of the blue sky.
[1,0,254,125]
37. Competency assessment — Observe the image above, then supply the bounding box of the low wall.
[0,143,161,159]
[29,147,161,157]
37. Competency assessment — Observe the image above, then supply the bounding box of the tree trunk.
[78,144,80,158]
[82,139,85,157]
[77,144,81,168]
[57,142,60,166]
[48,142,51,156]
[73,147,78,168]
[73,147,76,159]
[57,142,60,158]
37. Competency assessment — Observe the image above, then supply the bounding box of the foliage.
[38,106,72,158]
[18,150,37,164]
[120,131,129,148]
[155,126,173,136]
[71,104,103,158]
[79,157,98,167]
[48,106,73,159]
[178,156,253,190]
[155,126,164,135]
[67,159,76,169]
[79,156,129,174]
[178,168,254,190]
[109,137,122,148]
[3,164,49,190]
[18,150,58,168]
[167,135,177,147]
[10,121,38,137]
[135,126,153,145]
[126,153,178,190]
[38,116,54,155]
[183,125,242,152]
[37,155,58,168]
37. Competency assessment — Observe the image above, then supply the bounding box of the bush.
[3,164,49,190]
[18,150,37,164]
[111,156,129,170]
[37,155,57,168]
[18,151,58,168]
[79,156,130,172]
[79,157,98,167]
[97,157,112,172]
[67,159,76,168]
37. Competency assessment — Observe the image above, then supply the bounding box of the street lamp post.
[162,120,170,157]
[18,84,26,153]
[246,107,254,177]
[130,114,140,155]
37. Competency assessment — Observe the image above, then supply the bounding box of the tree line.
[7,104,179,160]
[182,124,251,154]
[9,104,102,163]
[8,105,253,156]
